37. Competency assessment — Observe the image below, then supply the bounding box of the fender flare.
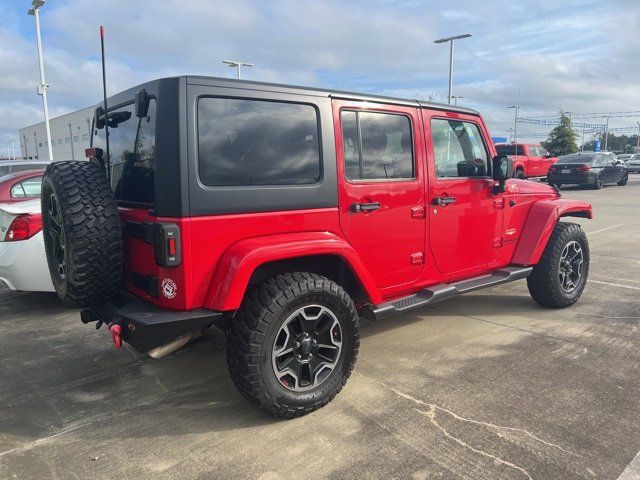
[512,161,526,174]
[512,198,592,265]
[204,231,382,311]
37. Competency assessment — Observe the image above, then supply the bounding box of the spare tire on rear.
[41,161,122,307]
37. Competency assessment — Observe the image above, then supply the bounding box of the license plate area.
[562,169,571,174]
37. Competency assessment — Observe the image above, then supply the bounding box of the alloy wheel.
[272,304,343,392]
[558,240,583,293]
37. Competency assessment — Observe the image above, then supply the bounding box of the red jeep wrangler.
[495,143,558,179]
[41,77,592,417]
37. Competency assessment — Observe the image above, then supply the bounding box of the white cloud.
[1,0,639,150]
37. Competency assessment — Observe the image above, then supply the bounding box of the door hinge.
[411,206,425,219]
[492,238,504,248]
[410,252,425,265]
[130,272,159,297]
[493,197,505,209]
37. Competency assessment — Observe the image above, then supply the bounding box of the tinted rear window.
[197,98,321,187]
[495,144,525,155]
[557,154,594,164]
[93,100,157,205]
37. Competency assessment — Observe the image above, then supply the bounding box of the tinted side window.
[198,98,321,186]
[431,119,489,178]
[341,111,414,181]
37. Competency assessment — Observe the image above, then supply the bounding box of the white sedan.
[0,199,54,292]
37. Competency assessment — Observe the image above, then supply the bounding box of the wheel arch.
[512,198,592,266]
[203,232,382,311]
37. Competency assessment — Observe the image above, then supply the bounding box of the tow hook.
[108,323,122,349]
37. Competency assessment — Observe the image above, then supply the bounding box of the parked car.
[494,143,558,179]
[627,153,640,173]
[0,198,54,292]
[41,76,592,418]
[617,154,633,164]
[547,152,629,189]
[0,160,51,176]
[0,169,45,203]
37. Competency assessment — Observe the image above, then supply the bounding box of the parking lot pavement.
[1,177,639,480]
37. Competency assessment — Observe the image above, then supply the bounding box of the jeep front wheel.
[227,272,359,418]
[527,222,589,308]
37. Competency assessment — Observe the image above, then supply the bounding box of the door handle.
[432,196,456,206]
[351,202,381,213]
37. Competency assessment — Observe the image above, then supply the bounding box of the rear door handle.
[432,196,456,206]
[351,202,381,213]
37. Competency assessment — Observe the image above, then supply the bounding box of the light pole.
[10,140,16,160]
[68,123,75,160]
[451,95,464,106]
[28,0,53,161]
[636,122,639,150]
[604,116,610,151]
[434,33,471,105]
[222,60,254,79]
[508,105,519,146]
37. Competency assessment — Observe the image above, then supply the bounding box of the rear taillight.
[4,213,43,242]
[575,165,590,173]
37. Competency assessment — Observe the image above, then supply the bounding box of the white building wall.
[18,105,96,161]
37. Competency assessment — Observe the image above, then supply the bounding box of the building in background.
[19,105,96,160]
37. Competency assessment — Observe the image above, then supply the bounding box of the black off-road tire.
[527,222,589,308]
[41,161,122,308]
[227,272,360,418]
[617,172,629,186]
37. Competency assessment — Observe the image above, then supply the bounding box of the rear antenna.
[100,25,111,181]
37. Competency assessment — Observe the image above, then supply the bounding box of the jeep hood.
[506,179,557,196]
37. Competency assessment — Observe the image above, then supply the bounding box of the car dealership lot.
[1,178,639,480]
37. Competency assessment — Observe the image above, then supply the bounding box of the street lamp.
[434,33,472,105]
[451,95,464,106]
[222,60,254,79]
[508,105,519,146]
[28,0,53,161]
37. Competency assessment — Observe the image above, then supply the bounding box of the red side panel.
[511,198,592,265]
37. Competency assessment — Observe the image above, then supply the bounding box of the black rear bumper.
[81,293,222,353]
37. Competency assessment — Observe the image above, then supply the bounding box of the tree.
[541,112,579,156]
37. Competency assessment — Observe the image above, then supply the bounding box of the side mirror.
[134,89,150,118]
[492,155,512,194]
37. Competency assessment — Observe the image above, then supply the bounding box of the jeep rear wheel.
[227,272,359,418]
[527,222,589,308]
[41,161,122,308]
[515,168,526,179]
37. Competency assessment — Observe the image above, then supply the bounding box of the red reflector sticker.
[168,238,176,257]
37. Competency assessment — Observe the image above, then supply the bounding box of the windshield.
[92,100,156,205]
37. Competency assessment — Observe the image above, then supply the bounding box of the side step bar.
[372,266,533,319]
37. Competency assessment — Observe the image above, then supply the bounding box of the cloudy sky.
[1,0,639,155]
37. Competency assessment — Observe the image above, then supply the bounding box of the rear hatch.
[92,97,188,310]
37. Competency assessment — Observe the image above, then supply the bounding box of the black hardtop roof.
[120,75,480,116]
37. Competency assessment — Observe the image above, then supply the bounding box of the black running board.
[372,266,533,319]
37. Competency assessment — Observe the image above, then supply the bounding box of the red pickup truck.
[495,143,558,179]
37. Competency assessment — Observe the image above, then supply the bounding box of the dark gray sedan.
[547,152,628,189]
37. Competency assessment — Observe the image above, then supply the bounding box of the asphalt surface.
[1,176,639,480]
